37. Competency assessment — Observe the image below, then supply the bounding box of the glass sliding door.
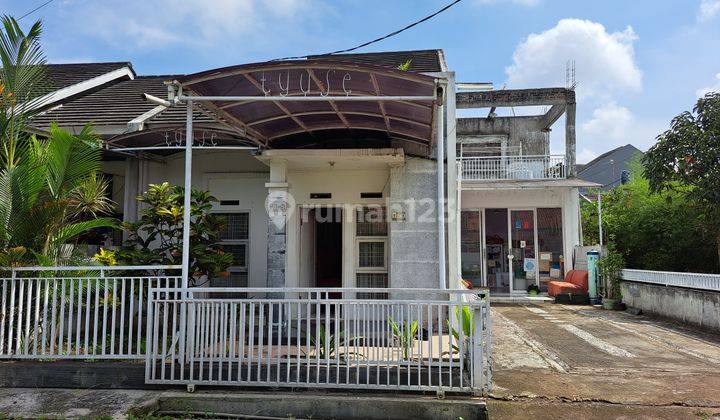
[460,211,483,288]
[537,208,564,292]
[485,209,510,294]
[509,209,537,293]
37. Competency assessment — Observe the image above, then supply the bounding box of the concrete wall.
[457,116,548,155]
[388,157,439,290]
[621,281,720,331]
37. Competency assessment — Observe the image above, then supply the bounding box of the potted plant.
[597,246,625,310]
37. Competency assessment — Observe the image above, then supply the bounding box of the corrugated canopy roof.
[175,60,439,155]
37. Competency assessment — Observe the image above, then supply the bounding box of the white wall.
[114,150,270,287]
[285,168,389,289]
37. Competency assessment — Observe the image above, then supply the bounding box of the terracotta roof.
[307,49,445,73]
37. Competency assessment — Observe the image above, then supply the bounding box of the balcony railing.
[459,155,567,182]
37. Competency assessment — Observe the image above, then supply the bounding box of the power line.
[19,0,56,20]
[272,0,463,61]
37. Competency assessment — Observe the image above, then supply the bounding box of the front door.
[461,209,510,293]
[509,209,538,293]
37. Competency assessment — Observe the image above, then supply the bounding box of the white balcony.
[459,155,567,182]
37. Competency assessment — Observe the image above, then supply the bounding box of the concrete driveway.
[490,303,720,418]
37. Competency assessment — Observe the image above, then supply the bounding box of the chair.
[548,269,589,297]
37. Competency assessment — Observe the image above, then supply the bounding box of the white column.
[562,187,581,274]
[181,100,194,288]
[445,73,460,290]
[436,93,446,290]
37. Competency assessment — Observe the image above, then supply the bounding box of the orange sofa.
[548,269,589,297]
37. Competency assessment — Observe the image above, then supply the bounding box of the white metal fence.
[621,269,720,292]
[460,155,566,181]
[145,288,492,395]
[0,266,181,359]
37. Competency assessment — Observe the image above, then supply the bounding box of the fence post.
[144,288,154,382]
[472,303,483,396]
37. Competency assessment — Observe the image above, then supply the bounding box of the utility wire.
[19,0,56,20]
[272,0,462,61]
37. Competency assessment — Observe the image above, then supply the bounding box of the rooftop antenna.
[565,60,577,90]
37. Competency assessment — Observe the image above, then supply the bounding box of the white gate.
[145,287,492,395]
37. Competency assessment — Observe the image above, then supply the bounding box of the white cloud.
[505,19,642,101]
[581,102,633,142]
[699,0,720,22]
[696,72,720,97]
[577,148,598,164]
[580,102,666,154]
[65,0,317,51]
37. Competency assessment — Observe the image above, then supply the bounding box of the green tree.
[116,182,233,283]
[581,160,718,273]
[643,92,720,268]
[0,17,115,265]
[0,15,51,169]
[0,124,117,265]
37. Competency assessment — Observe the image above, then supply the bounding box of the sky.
[2,0,720,163]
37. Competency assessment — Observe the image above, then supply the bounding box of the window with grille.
[355,206,388,298]
[214,211,249,289]
[358,241,386,268]
[217,213,249,241]
[356,273,389,299]
[356,206,387,237]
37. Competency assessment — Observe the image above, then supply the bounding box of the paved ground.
[490,303,720,418]
[0,388,161,419]
[2,304,720,419]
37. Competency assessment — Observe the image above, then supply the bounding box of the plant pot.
[602,298,618,310]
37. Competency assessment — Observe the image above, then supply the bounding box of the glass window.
[213,211,249,289]
[358,241,386,268]
[461,211,482,288]
[217,213,249,240]
[355,206,388,298]
[356,273,388,299]
[356,206,388,237]
[537,208,564,291]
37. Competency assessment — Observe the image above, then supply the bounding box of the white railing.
[0,265,181,359]
[145,287,492,395]
[621,269,720,292]
[460,155,566,181]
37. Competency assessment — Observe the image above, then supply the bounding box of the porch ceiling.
[256,148,405,170]
[175,60,438,155]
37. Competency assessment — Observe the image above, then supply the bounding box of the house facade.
[29,50,595,296]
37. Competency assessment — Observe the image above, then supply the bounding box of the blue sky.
[3,0,720,162]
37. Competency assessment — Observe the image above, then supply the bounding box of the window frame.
[214,210,250,273]
[354,205,389,296]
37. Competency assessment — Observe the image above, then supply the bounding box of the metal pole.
[597,193,603,247]
[182,101,194,288]
[436,95,446,290]
[177,94,436,102]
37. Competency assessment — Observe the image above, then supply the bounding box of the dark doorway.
[315,207,342,288]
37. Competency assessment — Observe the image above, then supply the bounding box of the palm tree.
[0,16,116,265]
[0,15,50,169]
[0,123,117,265]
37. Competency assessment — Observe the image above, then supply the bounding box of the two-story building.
[455,88,597,294]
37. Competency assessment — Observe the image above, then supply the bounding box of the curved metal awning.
[174,60,439,156]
